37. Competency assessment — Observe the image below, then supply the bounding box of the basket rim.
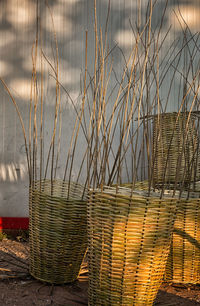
[30,179,88,201]
[89,185,178,201]
[90,184,200,201]
[143,111,200,120]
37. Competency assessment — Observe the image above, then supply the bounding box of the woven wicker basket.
[29,179,88,284]
[132,184,200,284]
[88,186,177,305]
[152,112,200,186]
[165,191,200,284]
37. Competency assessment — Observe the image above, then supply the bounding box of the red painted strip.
[0,217,29,230]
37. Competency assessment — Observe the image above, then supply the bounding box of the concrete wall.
[0,0,199,217]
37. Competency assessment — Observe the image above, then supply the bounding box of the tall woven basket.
[29,179,88,284]
[88,186,177,305]
[165,191,200,284]
[152,112,200,186]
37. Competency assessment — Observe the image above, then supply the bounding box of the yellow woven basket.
[165,191,200,284]
[152,112,200,186]
[29,179,88,284]
[88,186,177,305]
[132,183,200,284]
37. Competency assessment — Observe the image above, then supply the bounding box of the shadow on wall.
[0,0,199,215]
[0,158,27,183]
[0,0,199,167]
[0,0,199,102]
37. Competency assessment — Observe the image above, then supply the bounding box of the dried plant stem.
[33,39,38,184]
[63,32,88,193]
[40,23,44,185]
[0,78,31,182]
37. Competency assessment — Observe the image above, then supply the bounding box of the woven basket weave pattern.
[153,113,200,185]
[29,180,88,284]
[88,187,177,305]
[131,182,200,284]
[165,197,200,284]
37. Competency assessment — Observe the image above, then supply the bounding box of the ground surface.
[0,239,200,305]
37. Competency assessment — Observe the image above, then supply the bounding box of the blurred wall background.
[0,0,199,217]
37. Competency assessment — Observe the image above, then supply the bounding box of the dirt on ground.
[0,239,200,306]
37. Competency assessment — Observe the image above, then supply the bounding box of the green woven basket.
[118,181,149,190]
[152,112,200,186]
[88,186,177,305]
[29,179,88,284]
[165,191,200,284]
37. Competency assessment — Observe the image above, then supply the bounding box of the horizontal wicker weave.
[152,112,200,185]
[118,181,149,190]
[165,192,200,284]
[132,183,200,284]
[29,179,88,284]
[88,186,177,305]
